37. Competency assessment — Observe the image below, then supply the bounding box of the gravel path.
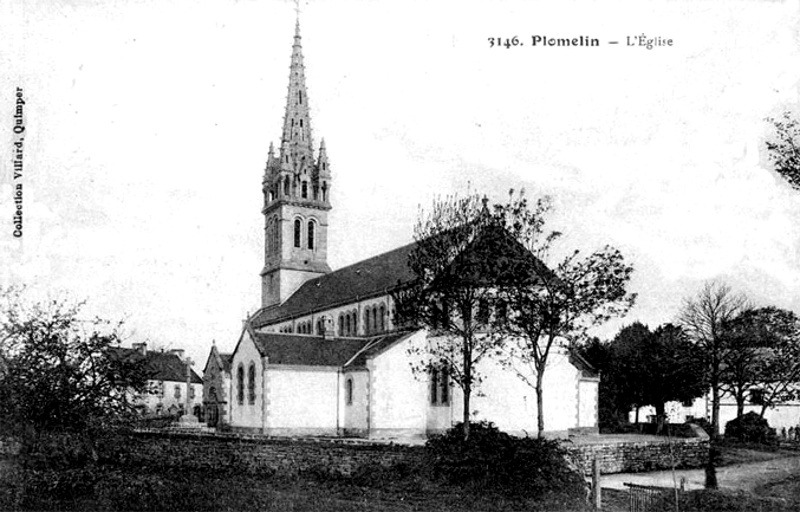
[601,453,800,491]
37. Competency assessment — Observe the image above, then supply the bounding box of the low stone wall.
[98,429,424,476]
[2,429,709,477]
[564,437,709,474]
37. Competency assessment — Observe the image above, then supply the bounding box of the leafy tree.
[730,307,800,417]
[679,281,747,437]
[640,324,707,425]
[765,111,800,191]
[496,191,636,436]
[718,307,778,418]
[393,194,512,440]
[0,290,148,438]
[600,322,651,424]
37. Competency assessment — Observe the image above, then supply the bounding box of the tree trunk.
[536,370,545,438]
[463,386,471,441]
[710,380,721,439]
[736,392,745,418]
[654,402,666,435]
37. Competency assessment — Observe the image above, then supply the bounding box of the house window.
[440,370,450,405]
[307,221,315,250]
[346,378,354,405]
[477,298,490,324]
[248,363,256,404]
[430,369,439,405]
[237,364,244,405]
[430,368,450,406]
[294,219,301,248]
[189,386,195,400]
[175,385,181,400]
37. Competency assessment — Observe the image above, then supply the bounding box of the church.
[209,20,599,440]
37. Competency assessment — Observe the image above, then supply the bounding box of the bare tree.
[679,281,747,437]
[497,191,636,436]
[393,193,509,440]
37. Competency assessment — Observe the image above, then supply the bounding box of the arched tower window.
[307,221,315,250]
[237,364,244,405]
[346,378,353,405]
[294,219,301,248]
[302,182,308,199]
[322,182,327,202]
[247,363,256,404]
[284,176,290,196]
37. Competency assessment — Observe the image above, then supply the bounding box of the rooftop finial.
[294,0,301,36]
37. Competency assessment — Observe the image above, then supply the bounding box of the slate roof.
[110,347,203,384]
[249,226,550,329]
[249,330,414,367]
[343,331,416,369]
[250,242,417,328]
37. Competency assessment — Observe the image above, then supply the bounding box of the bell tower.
[261,19,332,308]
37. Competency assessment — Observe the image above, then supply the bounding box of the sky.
[1,0,799,369]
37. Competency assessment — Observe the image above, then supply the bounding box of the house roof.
[110,347,203,384]
[250,242,417,328]
[248,330,414,367]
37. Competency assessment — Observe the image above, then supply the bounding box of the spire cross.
[294,0,301,20]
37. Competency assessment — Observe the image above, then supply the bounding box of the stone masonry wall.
[91,429,708,477]
[564,438,709,474]
[98,429,424,476]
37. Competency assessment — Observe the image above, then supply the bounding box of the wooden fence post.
[592,457,601,510]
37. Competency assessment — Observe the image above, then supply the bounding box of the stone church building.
[214,21,599,440]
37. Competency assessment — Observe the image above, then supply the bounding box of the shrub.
[424,421,587,500]
[724,412,777,445]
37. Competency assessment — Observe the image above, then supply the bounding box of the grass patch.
[0,458,592,512]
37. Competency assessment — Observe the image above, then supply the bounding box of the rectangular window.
[430,369,439,405]
[174,385,181,400]
[189,386,196,400]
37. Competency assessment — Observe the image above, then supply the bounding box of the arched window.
[346,378,354,405]
[345,315,351,336]
[302,182,308,199]
[379,304,386,331]
[372,308,378,333]
[363,310,371,335]
[247,363,256,404]
[284,176,290,196]
[352,312,358,335]
[294,219,301,248]
[322,182,327,202]
[339,314,344,336]
[430,369,439,405]
[307,221,315,250]
[440,369,450,405]
[237,364,244,405]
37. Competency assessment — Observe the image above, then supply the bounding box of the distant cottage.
[209,20,599,440]
[112,342,203,417]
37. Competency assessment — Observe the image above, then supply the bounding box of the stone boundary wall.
[97,429,424,476]
[563,437,709,474]
[1,429,710,476]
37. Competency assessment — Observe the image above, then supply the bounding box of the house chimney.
[132,342,147,356]
[169,348,185,360]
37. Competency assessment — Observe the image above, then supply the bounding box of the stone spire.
[279,19,314,175]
